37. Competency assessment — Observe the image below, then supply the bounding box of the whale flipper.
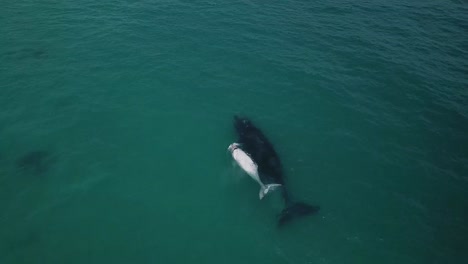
[259,184,282,199]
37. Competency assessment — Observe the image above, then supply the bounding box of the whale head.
[228,143,241,153]
[234,115,253,134]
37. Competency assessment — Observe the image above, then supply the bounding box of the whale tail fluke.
[278,202,320,227]
[259,184,282,200]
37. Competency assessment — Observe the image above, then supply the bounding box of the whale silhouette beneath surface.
[17,151,51,175]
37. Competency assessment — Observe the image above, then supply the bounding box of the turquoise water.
[1,0,467,263]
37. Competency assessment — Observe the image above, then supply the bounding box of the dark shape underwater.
[17,151,52,175]
[233,115,320,226]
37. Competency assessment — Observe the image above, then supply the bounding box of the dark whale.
[232,116,319,226]
[17,151,51,175]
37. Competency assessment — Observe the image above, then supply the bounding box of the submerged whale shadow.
[16,151,54,176]
[3,48,48,60]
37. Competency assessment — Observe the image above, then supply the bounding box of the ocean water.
[1,0,467,263]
